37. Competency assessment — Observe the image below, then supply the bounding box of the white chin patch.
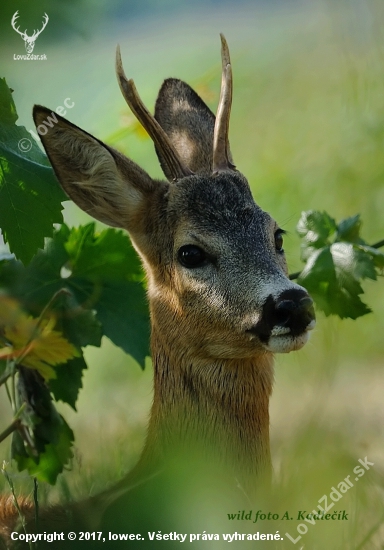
[264,331,310,353]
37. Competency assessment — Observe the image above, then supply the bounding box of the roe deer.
[0,35,315,545]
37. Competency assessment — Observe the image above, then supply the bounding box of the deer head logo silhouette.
[11,11,49,54]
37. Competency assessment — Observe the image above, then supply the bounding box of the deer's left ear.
[33,106,157,230]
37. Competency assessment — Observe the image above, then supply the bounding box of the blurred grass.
[1,0,384,547]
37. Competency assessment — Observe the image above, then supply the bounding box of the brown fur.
[0,496,33,541]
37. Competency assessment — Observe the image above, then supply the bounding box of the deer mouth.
[264,319,316,353]
[246,319,315,353]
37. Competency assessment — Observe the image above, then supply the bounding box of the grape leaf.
[331,243,376,283]
[0,77,66,264]
[336,214,363,243]
[356,244,384,268]
[0,295,78,380]
[51,290,102,349]
[48,355,88,411]
[298,245,373,318]
[297,210,337,247]
[95,281,149,364]
[297,211,381,319]
[47,292,101,409]
[65,224,143,282]
[11,420,74,485]
[0,223,150,367]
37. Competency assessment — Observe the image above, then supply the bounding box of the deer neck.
[139,320,274,488]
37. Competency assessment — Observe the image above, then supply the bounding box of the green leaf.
[331,243,376,284]
[297,210,337,248]
[66,224,143,282]
[298,247,335,288]
[0,78,66,265]
[336,214,362,243]
[49,355,88,411]
[297,247,336,314]
[95,281,150,365]
[298,243,373,319]
[357,244,384,268]
[296,210,382,319]
[0,78,17,124]
[11,419,74,485]
[52,290,102,349]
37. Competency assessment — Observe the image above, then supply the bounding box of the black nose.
[274,290,315,336]
[248,289,316,342]
[275,296,314,327]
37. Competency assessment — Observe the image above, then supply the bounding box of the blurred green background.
[1,0,384,547]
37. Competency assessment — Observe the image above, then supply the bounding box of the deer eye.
[274,229,285,253]
[178,245,207,268]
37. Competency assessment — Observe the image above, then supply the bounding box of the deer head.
[11,11,48,54]
[32,35,315,479]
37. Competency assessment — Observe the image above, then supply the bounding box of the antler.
[212,34,236,174]
[11,11,26,37]
[33,13,49,39]
[115,45,193,181]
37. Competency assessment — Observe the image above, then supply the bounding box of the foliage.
[0,78,66,265]
[0,58,383,486]
[296,211,384,319]
[0,79,149,483]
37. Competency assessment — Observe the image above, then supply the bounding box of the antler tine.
[115,45,193,181]
[34,13,49,38]
[11,11,24,36]
[212,34,236,174]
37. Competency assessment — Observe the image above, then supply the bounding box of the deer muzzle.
[247,288,316,353]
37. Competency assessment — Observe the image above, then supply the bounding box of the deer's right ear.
[33,106,157,230]
[154,79,217,177]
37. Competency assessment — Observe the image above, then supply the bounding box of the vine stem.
[0,403,26,444]
[0,419,19,444]
[372,239,384,249]
[289,237,384,280]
